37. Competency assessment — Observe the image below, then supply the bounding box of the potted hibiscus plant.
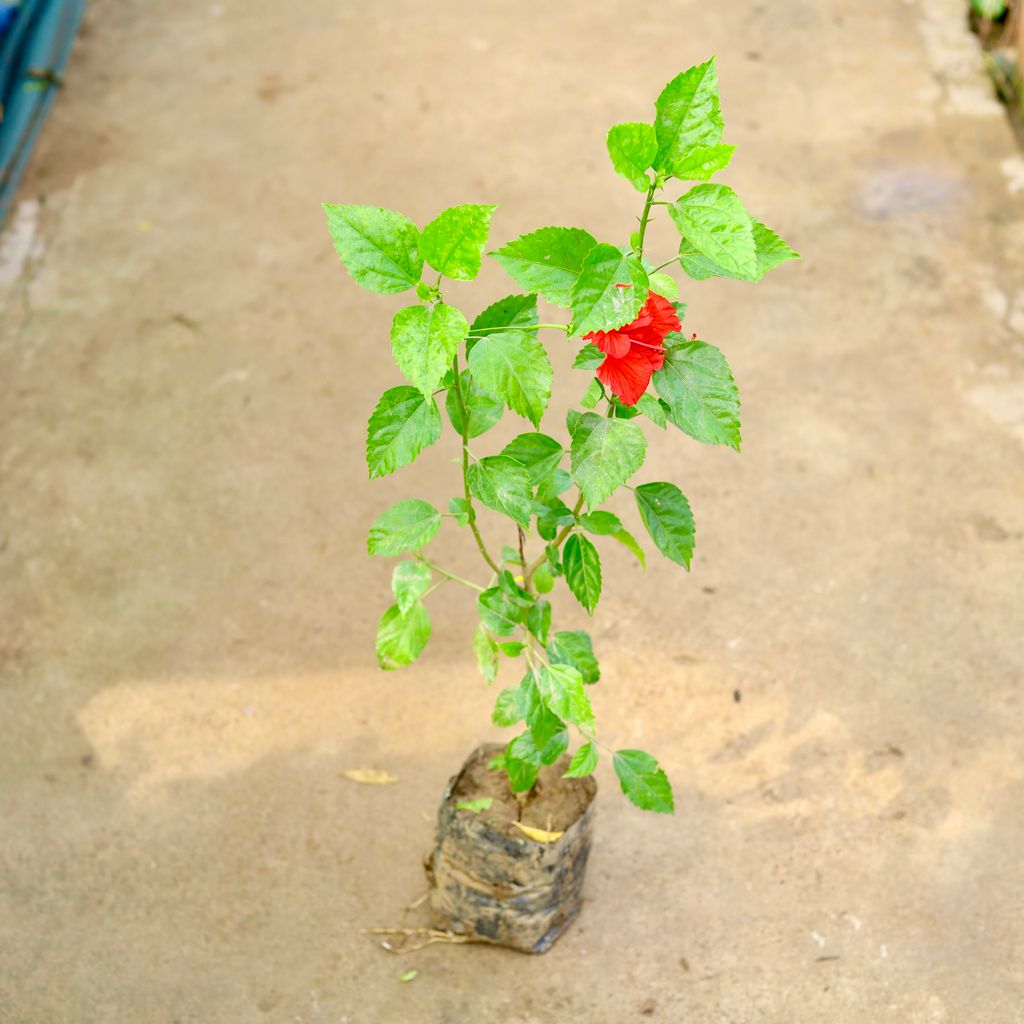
[325,58,797,953]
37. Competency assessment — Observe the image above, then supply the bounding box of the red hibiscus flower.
[583,291,680,406]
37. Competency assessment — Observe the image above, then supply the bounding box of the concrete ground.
[2,1,1023,1021]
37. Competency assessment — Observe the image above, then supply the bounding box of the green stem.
[452,353,500,574]
[635,182,658,259]
[651,257,679,274]
[416,556,484,592]
[465,324,569,337]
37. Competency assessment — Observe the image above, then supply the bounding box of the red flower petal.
[597,346,658,406]
[588,330,631,358]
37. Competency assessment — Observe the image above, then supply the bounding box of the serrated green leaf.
[537,663,594,729]
[392,560,432,614]
[526,599,552,645]
[468,293,539,353]
[467,456,533,527]
[569,244,649,336]
[323,204,422,294]
[376,602,431,669]
[669,185,757,282]
[390,303,468,397]
[613,749,674,813]
[420,204,496,281]
[504,743,540,792]
[635,392,667,428]
[564,742,599,778]
[474,623,499,683]
[467,329,552,427]
[500,432,564,487]
[547,630,600,684]
[653,59,724,176]
[448,496,470,526]
[573,343,605,371]
[607,122,658,192]
[492,686,524,727]
[633,482,695,569]
[580,378,603,409]
[491,227,597,307]
[563,533,602,614]
[365,386,442,479]
[478,586,526,636]
[535,467,572,504]
[677,216,798,282]
[367,499,441,556]
[580,510,645,569]
[671,143,735,181]
[445,369,504,439]
[569,412,647,507]
[647,272,679,300]
[653,339,740,450]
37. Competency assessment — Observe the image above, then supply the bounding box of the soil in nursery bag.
[424,742,597,954]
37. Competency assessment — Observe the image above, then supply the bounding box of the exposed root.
[363,926,488,953]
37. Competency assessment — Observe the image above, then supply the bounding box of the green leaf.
[467,456,533,528]
[563,533,602,614]
[456,798,493,813]
[420,204,496,281]
[537,663,594,729]
[653,339,740,450]
[535,467,572,504]
[467,329,552,427]
[496,640,526,656]
[569,412,647,507]
[647,272,679,300]
[633,482,695,569]
[392,561,432,614]
[573,343,605,371]
[569,244,649,336]
[580,510,645,569]
[390,303,468,397]
[367,500,441,556]
[635,392,667,429]
[366,386,442,479]
[474,623,499,683]
[491,227,597,307]
[533,564,555,593]
[448,497,470,526]
[606,122,658,192]
[527,599,552,645]
[563,742,599,778]
[492,686,524,727]
[504,744,540,792]
[445,370,504,439]
[677,217,798,282]
[478,587,526,636]
[500,432,564,486]
[653,58,724,176]
[580,378,603,409]
[376,602,431,669]
[669,185,757,282]
[670,143,735,181]
[613,749,674,813]
[323,204,422,295]
[468,293,539,353]
[547,630,600,684]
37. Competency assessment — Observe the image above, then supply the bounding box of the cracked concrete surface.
[1,1,1023,1021]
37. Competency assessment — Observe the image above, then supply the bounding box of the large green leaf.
[563,742,599,778]
[563,533,602,614]
[420,204,496,281]
[366,386,442,479]
[376,602,431,670]
[653,339,740,450]
[504,749,540,793]
[392,561,432,615]
[445,369,504,439]
[323,204,422,294]
[467,456,533,528]
[492,685,524,727]
[613,749,674,813]
[478,586,526,636]
[367,499,441,556]
[677,217,798,282]
[670,143,735,181]
[467,328,552,427]
[547,630,600,684]
[390,303,468,397]
[468,293,539,353]
[569,244,649,336]
[669,185,757,282]
[569,412,647,507]
[653,59,724,176]
[491,227,597,307]
[606,122,657,192]
[537,663,594,729]
[580,510,645,568]
[633,482,695,569]
[500,432,564,487]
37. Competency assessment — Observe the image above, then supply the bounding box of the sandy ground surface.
[2,1,1023,1021]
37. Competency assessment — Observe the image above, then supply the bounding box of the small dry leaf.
[513,822,564,843]
[343,768,398,786]
[399,968,418,983]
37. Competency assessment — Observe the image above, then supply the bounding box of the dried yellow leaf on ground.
[343,768,398,785]
[513,822,564,843]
